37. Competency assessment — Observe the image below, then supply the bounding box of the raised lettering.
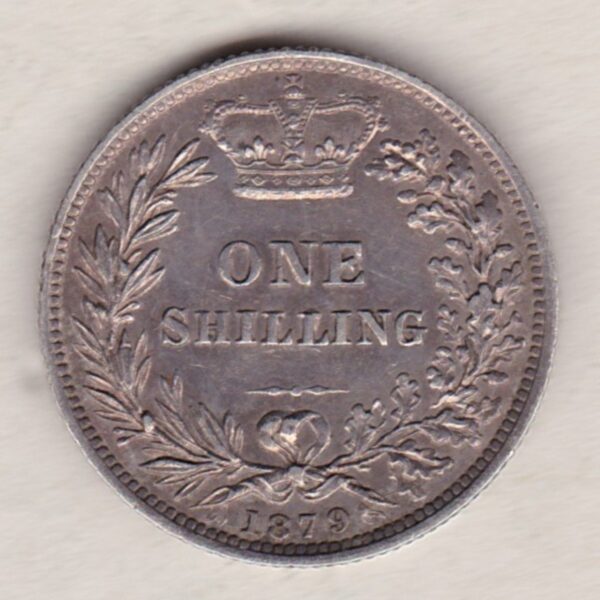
[218,241,262,287]
[395,310,426,346]
[236,310,258,344]
[193,310,230,345]
[358,310,390,346]
[332,310,352,345]
[269,241,316,286]
[298,311,332,345]
[324,242,364,285]
[262,311,294,345]
[160,307,189,347]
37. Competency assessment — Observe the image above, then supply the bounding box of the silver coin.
[40,49,556,565]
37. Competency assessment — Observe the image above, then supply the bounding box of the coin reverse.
[41,50,556,564]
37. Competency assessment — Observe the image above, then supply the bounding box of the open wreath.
[72,130,525,507]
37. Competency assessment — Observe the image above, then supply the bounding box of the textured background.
[1,1,598,598]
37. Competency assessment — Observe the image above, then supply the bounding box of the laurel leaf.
[162,158,216,189]
[153,398,189,448]
[389,440,452,476]
[74,267,106,302]
[420,409,479,444]
[132,331,148,368]
[94,410,137,425]
[131,210,179,246]
[192,403,230,456]
[77,238,103,282]
[143,196,176,223]
[233,426,244,455]
[120,250,164,305]
[97,187,125,228]
[74,343,104,368]
[113,300,140,320]
[345,478,394,506]
[223,413,236,450]
[115,431,140,445]
[85,386,127,412]
[84,371,113,390]
[71,317,103,353]
[142,457,202,472]
[166,139,200,174]
[93,225,115,281]
[111,171,125,202]
[175,478,205,498]
[195,485,239,506]
[193,475,269,506]
[134,357,151,396]
[148,135,166,172]
[127,175,148,225]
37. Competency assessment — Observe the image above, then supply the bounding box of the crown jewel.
[201,74,386,200]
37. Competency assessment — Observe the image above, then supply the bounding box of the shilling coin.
[41,49,556,564]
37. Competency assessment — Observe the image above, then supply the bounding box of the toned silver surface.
[40,50,556,565]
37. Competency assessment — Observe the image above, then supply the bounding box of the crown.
[200,74,387,200]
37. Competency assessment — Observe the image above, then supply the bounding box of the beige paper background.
[1,1,598,598]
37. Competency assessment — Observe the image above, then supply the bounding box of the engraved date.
[239,507,350,540]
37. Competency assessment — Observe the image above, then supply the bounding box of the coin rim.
[39,48,558,566]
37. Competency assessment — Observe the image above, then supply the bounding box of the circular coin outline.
[40,49,557,566]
